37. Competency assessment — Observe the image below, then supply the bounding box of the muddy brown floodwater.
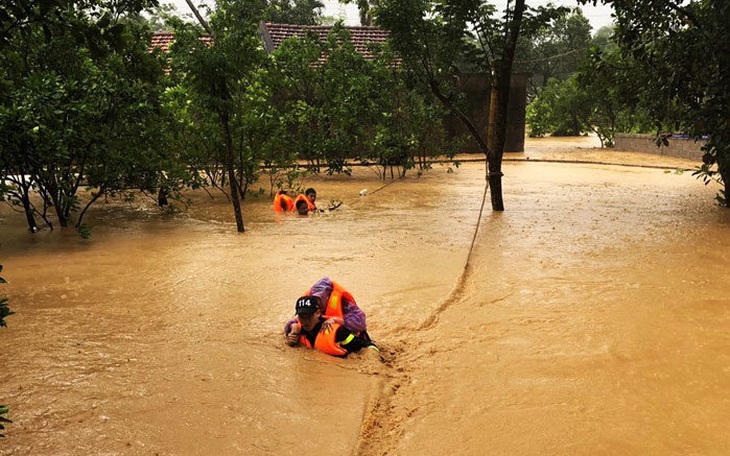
[1,136,728,456]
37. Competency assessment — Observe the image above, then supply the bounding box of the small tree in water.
[0,0,176,234]
[167,0,269,232]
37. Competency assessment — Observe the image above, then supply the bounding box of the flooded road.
[1,137,728,455]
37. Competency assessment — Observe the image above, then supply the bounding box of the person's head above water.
[295,295,322,331]
[295,199,309,215]
[305,188,316,205]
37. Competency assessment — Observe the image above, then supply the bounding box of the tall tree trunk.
[51,189,70,228]
[221,112,245,232]
[489,0,527,212]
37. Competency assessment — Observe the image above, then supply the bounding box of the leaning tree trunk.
[13,176,39,232]
[221,112,245,232]
[20,191,38,232]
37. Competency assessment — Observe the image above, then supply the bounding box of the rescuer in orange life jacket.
[284,277,368,338]
[277,188,342,215]
[292,187,318,213]
[294,198,309,216]
[273,190,294,213]
[285,296,378,357]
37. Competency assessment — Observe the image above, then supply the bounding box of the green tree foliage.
[514,7,592,96]
[0,0,183,234]
[167,0,268,232]
[263,0,325,24]
[576,40,654,147]
[363,51,453,179]
[584,0,728,206]
[0,264,11,328]
[0,404,9,438]
[267,25,449,181]
[267,26,371,175]
[526,76,590,138]
[526,39,654,147]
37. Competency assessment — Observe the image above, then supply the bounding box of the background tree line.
[1,0,727,238]
[512,1,727,206]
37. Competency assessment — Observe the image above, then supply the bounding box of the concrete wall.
[504,73,530,153]
[614,133,705,161]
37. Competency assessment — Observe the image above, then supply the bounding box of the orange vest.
[305,280,353,320]
[293,194,316,211]
[299,322,349,357]
[273,191,294,213]
[326,280,355,319]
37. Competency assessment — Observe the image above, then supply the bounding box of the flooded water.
[1,137,728,455]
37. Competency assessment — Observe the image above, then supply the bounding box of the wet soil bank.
[1,136,728,455]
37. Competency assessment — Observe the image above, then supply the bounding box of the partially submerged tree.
[168,0,268,232]
[526,39,654,147]
[376,0,566,211]
[266,24,450,180]
[526,76,591,138]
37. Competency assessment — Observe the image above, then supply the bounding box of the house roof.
[258,22,390,61]
[149,31,213,53]
[150,22,392,63]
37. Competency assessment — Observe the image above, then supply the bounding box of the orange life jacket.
[304,280,354,320]
[326,280,355,319]
[273,191,294,213]
[299,322,349,357]
[293,194,316,211]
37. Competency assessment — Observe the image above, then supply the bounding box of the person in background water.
[293,187,318,214]
[284,277,368,339]
[286,296,377,357]
[295,199,309,216]
[273,190,294,213]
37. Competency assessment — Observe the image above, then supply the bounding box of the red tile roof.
[259,22,391,62]
[149,31,213,53]
[151,23,393,64]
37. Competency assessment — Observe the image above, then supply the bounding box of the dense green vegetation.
[519,0,727,206]
[0,0,457,234]
[600,0,728,206]
[0,0,176,235]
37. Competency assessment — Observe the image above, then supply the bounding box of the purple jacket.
[284,277,367,334]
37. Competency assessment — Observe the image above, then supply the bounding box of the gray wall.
[614,134,705,161]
